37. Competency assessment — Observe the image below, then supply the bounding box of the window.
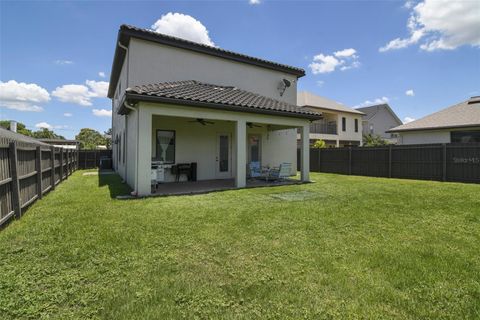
[369,124,374,134]
[451,130,480,143]
[354,119,358,132]
[156,130,175,164]
[248,135,261,163]
[342,117,346,132]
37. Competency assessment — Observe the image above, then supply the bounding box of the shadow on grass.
[98,170,132,198]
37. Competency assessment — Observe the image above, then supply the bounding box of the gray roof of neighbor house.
[297,91,364,115]
[108,25,306,98]
[0,127,50,146]
[387,97,480,133]
[357,103,402,124]
[120,80,322,120]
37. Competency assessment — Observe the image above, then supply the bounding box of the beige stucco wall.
[397,130,451,144]
[127,38,298,105]
[300,108,363,145]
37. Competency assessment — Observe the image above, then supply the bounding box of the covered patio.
[118,81,322,196]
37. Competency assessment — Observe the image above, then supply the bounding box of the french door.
[216,133,231,179]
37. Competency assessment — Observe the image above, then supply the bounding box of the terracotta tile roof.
[388,97,480,132]
[123,80,322,119]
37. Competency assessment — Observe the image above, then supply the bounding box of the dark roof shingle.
[122,80,322,119]
[388,98,480,132]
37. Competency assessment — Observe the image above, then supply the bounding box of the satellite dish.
[277,78,291,96]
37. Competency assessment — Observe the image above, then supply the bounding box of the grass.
[0,171,479,319]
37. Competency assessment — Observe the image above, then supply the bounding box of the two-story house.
[109,25,321,196]
[357,104,402,143]
[297,91,364,147]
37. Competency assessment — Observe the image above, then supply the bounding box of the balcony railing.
[310,121,337,135]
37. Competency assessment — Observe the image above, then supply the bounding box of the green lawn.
[0,171,479,319]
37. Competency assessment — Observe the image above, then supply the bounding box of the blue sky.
[1,0,479,139]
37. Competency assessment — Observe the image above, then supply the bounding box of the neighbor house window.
[354,119,358,132]
[451,130,480,143]
[342,117,346,132]
[156,130,175,164]
[369,124,374,134]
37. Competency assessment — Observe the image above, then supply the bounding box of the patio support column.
[235,119,247,188]
[136,106,152,196]
[300,124,310,182]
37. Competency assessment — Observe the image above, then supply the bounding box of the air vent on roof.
[468,96,480,104]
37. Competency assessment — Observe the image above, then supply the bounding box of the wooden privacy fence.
[78,150,112,169]
[0,143,78,227]
[298,143,480,184]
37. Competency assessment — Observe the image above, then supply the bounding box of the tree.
[312,139,327,149]
[104,128,112,149]
[32,128,65,140]
[363,134,389,147]
[0,120,33,136]
[75,128,106,150]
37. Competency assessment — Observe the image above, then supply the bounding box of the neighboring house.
[357,104,402,143]
[39,139,80,150]
[297,91,364,147]
[109,25,321,196]
[388,97,480,145]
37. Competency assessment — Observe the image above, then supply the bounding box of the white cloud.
[334,48,357,58]
[404,117,416,123]
[85,80,109,98]
[34,122,67,130]
[249,0,261,4]
[63,112,72,117]
[92,108,112,117]
[316,80,325,87]
[54,60,73,65]
[309,48,360,74]
[98,72,106,78]
[404,0,415,9]
[52,80,109,106]
[151,12,215,46]
[405,89,415,96]
[35,122,52,129]
[0,80,50,112]
[354,96,389,108]
[380,0,480,52]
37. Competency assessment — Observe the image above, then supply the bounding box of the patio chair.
[248,161,262,179]
[264,162,292,182]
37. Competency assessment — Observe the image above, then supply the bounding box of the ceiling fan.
[247,122,262,128]
[188,118,215,126]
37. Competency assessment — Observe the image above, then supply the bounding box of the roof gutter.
[120,93,322,121]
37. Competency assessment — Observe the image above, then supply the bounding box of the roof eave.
[387,124,480,133]
[121,93,322,120]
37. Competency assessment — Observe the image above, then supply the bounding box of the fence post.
[59,148,64,181]
[348,147,352,175]
[36,146,42,199]
[50,146,55,190]
[9,142,21,219]
[388,145,392,178]
[318,148,321,172]
[442,143,447,182]
[65,149,69,180]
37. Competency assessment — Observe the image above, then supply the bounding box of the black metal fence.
[78,150,112,169]
[298,144,480,184]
